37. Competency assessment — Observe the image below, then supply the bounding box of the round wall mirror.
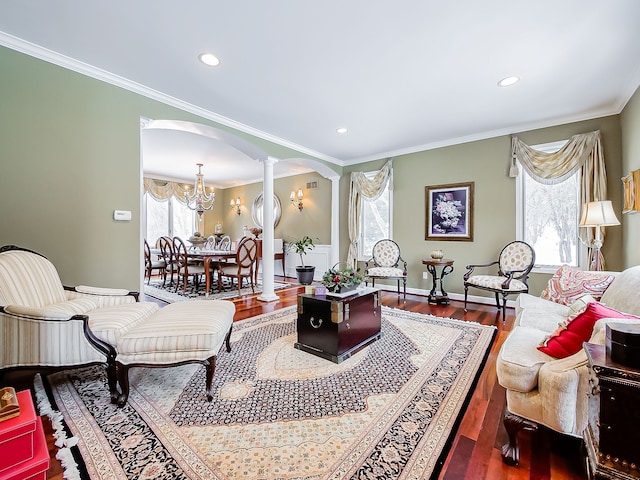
[251,192,282,228]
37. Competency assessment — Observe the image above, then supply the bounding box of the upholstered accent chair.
[218,237,258,296]
[463,241,535,318]
[0,245,158,401]
[364,239,407,297]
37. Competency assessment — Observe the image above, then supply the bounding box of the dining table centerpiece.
[322,263,365,294]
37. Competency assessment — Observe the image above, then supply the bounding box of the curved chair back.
[218,235,232,250]
[498,241,535,279]
[158,236,173,261]
[237,237,258,269]
[144,239,152,269]
[172,237,189,267]
[372,239,401,268]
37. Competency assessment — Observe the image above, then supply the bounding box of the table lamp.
[579,200,620,271]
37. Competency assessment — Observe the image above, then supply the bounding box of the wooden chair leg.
[501,293,508,321]
[464,285,469,312]
[225,324,233,353]
[115,362,131,408]
[205,356,216,401]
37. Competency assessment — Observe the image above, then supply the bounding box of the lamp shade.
[579,200,620,227]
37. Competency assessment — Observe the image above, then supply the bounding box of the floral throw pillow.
[538,302,640,358]
[540,265,615,306]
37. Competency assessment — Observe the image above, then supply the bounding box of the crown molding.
[0,32,344,167]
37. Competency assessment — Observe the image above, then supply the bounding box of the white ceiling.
[2,0,640,186]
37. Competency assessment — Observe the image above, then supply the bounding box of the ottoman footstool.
[114,300,235,407]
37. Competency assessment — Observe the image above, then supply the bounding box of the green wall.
[203,171,332,244]
[621,85,640,267]
[0,44,634,298]
[341,116,624,298]
[0,46,327,290]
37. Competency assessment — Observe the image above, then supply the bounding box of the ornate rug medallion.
[41,306,495,480]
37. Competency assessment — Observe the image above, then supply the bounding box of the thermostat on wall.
[113,210,132,221]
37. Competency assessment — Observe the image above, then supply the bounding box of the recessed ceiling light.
[336,127,348,134]
[199,53,220,67]
[498,76,520,87]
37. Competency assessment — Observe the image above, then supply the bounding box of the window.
[516,141,586,272]
[145,195,196,244]
[358,173,392,260]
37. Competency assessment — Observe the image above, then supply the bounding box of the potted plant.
[321,263,365,294]
[289,235,316,285]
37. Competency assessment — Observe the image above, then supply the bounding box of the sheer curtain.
[347,159,393,267]
[510,130,609,268]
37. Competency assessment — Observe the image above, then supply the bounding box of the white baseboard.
[372,284,516,308]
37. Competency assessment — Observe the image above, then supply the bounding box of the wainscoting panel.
[284,244,331,281]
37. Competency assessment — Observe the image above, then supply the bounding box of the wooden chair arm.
[464,260,499,280]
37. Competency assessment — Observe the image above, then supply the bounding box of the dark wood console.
[584,342,640,479]
[295,288,381,363]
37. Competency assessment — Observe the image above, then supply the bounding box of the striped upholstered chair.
[0,245,158,401]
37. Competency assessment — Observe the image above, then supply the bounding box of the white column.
[330,176,340,267]
[258,156,279,302]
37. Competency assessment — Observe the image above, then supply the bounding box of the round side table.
[422,259,454,304]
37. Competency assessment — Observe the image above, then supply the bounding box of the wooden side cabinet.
[584,343,640,479]
[295,288,381,363]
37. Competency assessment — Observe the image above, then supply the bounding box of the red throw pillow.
[538,303,640,358]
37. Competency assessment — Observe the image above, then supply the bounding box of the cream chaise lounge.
[0,245,159,401]
[0,245,235,406]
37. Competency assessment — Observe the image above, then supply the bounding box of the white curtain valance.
[143,178,192,204]
[510,130,609,268]
[347,159,393,267]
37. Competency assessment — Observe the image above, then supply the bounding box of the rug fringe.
[34,374,82,480]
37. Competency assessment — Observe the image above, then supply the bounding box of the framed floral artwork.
[425,182,474,241]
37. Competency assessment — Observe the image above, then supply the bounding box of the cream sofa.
[496,265,640,465]
[0,245,159,401]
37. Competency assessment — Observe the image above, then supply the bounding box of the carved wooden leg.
[106,356,120,404]
[225,325,233,353]
[501,409,538,466]
[501,293,509,322]
[205,356,217,402]
[115,362,130,408]
[464,285,469,312]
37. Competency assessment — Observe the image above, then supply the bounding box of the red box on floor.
[0,417,49,480]
[0,390,37,472]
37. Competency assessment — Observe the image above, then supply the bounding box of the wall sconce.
[230,197,241,215]
[290,188,303,211]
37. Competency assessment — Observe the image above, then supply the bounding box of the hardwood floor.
[7,278,587,479]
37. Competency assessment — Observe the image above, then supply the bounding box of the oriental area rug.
[37,306,496,480]
[143,278,292,303]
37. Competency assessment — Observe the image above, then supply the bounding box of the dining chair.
[218,235,232,250]
[463,240,535,319]
[173,236,206,293]
[218,237,258,296]
[158,236,178,287]
[144,239,166,285]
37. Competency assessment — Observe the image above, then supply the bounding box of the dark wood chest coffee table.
[295,288,381,363]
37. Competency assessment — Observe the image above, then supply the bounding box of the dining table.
[188,249,236,295]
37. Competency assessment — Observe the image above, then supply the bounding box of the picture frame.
[425,182,474,241]
[622,169,640,214]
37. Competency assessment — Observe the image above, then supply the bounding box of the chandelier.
[185,163,215,217]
